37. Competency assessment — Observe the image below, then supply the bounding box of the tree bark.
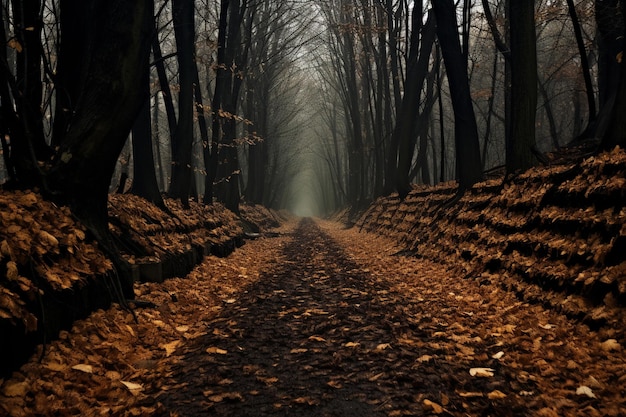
[507,0,538,172]
[602,0,626,149]
[46,0,154,298]
[432,0,482,190]
[394,11,436,198]
[168,0,196,207]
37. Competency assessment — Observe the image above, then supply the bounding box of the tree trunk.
[46,0,154,298]
[507,0,538,172]
[395,11,436,199]
[602,0,626,149]
[131,67,165,208]
[432,0,482,190]
[11,0,50,187]
[168,0,196,207]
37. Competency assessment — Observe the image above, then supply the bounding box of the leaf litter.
[0,217,625,416]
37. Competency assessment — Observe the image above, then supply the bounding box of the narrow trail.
[157,218,439,416]
[145,218,626,417]
[2,218,625,416]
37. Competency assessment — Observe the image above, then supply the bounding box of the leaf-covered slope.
[356,148,626,331]
[0,192,247,377]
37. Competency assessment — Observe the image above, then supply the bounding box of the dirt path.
[2,218,625,416]
[149,219,626,416]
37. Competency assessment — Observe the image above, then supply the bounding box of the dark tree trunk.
[507,0,538,172]
[151,29,178,155]
[46,0,154,298]
[566,0,596,127]
[10,0,50,187]
[432,0,482,190]
[131,68,165,208]
[395,11,436,199]
[205,0,230,205]
[602,0,626,149]
[168,0,196,207]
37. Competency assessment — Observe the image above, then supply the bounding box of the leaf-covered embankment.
[357,147,626,333]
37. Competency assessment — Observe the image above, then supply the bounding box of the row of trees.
[309,0,626,212]
[0,0,625,227]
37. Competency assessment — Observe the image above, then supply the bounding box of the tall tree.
[602,0,626,148]
[432,0,482,190]
[507,0,538,172]
[168,0,196,207]
[394,9,436,199]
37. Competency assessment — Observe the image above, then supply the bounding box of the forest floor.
[1,217,626,417]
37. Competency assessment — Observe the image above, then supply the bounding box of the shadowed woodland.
[1,0,626,416]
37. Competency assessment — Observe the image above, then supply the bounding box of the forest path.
[2,218,625,416]
[150,218,625,417]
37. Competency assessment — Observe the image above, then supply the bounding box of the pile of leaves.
[0,190,112,333]
[108,195,243,265]
[0,220,292,417]
[357,147,626,332]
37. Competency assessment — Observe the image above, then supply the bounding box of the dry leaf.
[576,385,596,399]
[2,380,29,397]
[120,381,143,393]
[206,346,228,354]
[290,348,308,354]
[344,342,360,348]
[71,364,93,374]
[487,390,507,399]
[417,355,432,363]
[469,368,495,377]
[309,336,326,342]
[458,391,484,398]
[6,261,18,281]
[492,351,505,360]
[601,339,621,351]
[375,343,391,351]
[45,362,67,372]
[161,340,181,357]
[423,399,444,414]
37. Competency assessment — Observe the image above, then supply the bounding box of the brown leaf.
[423,399,444,414]
[206,346,228,355]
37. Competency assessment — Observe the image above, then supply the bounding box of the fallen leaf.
[487,390,507,399]
[601,339,621,351]
[368,372,385,382]
[2,380,29,397]
[469,368,495,377]
[417,355,432,363]
[327,380,342,389]
[492,351,505,360]
[375,343,391,351]
[309,336,326,342]
[257,376,278,385]
[161,340,181,357]
[576,385,596,399]
[71,364,93,374]
[294,396,317,405]
[206,346,228,354]
[290,348,308,354]
[45,362,67,372]
[344,342,360,348]
[458,391,484,398]
[176,325,190,332]
[423,399,444,414]
[120,381,143,392]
